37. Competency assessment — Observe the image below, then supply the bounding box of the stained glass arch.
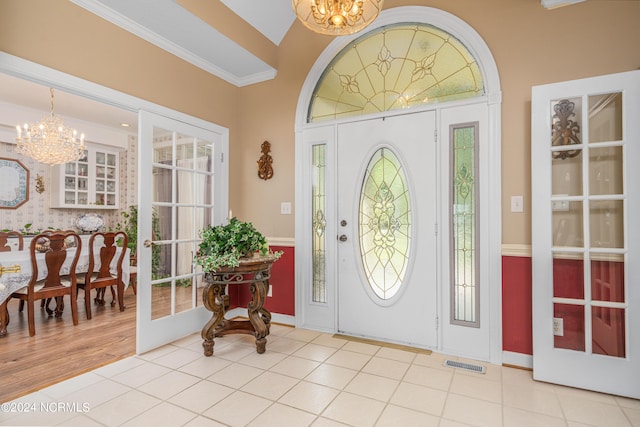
[308,23,484,123]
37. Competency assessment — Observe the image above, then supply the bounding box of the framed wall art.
[0,157,29,209]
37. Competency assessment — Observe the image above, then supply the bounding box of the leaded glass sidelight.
[451,123,479,326]
[309,23,484,123]
[359,147,411,300]
[312,144,327,303]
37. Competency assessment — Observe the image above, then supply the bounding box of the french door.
[137,110,228,354]
[337,112,438,348]
[532,70,640,398]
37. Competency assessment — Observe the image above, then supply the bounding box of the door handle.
[338,234,347,242]
[143,239,158,248]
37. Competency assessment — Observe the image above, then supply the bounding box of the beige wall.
[1,0,638,243]
[236,0,640,242]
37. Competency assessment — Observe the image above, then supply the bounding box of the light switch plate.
[511,195,524,213]
[281,202,291,215]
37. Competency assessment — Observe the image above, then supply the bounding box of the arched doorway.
[294,7,502,363]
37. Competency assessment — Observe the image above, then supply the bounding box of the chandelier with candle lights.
[292,0,384,36]
[16,88,85,165]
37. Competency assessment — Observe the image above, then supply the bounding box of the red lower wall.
[502,256,533,355]
[232,251,535,356]
[229,246,295,316]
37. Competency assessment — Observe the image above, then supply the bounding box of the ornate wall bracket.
[35,174,45,194]
[257,140,274,180]
[551,99,582,160]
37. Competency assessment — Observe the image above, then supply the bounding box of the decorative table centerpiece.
[194,217,280,272]
[194,218,282,356]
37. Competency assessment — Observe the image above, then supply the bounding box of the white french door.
[337,112,438,348]
[532,70,640,398]
[137,110,228,354]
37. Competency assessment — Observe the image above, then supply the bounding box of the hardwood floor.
[0,289,137,403]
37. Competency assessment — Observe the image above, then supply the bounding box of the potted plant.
[194,217,281,272]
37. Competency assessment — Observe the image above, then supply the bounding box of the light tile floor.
[1,325,639,426]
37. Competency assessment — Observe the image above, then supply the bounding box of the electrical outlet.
[553,317,564,336]
[551,200,570,211]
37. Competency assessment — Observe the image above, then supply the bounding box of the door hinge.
[434,129,438,143]
[220,152,224,163]
[434,222,438,236]
[435,316,439,330]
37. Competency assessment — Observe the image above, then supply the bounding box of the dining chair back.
[8,231,82,336]
[77,231,128,319]
[128,254,137,295]
[0,230,23,252]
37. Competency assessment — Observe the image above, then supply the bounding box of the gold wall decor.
[552,99,582,160]
[257,140,274,180]
[35,174,45,194]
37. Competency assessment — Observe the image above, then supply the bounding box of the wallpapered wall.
[0,135,137,233]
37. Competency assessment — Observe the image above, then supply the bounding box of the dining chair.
[0,230,23,252]
[26,229,77,315]
[1,231,26,313]
[128,254,137,295]
[77,231,128,319]
[8,231,81,337]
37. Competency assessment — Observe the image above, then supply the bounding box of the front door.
[532,70,640,398]
[137,110,228,354]
[337,111,438,348]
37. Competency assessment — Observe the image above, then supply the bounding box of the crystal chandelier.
[292,0,384,36]
[16,88,85,165]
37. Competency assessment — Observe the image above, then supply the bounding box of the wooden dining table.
[0,246,130,336]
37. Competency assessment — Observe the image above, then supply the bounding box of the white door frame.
[0,52,230,354]
[294,6,503,363]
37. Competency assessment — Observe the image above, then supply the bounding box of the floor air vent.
[443,359,486,374]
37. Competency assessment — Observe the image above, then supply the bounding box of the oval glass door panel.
[359,147,411,300]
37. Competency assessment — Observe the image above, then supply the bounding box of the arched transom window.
[308,23,484,123]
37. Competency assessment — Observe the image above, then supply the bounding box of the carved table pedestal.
[201,254,277,356]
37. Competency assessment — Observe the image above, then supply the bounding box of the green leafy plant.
[194,217,281,272]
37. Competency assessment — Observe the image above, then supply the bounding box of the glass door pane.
[549,91,628,356]
[151,127,216,320]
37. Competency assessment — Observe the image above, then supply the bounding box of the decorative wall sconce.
[35,174,45,194]
[257,141,274,180]
[551,99,582,160]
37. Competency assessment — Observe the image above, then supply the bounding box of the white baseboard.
[271,313,295,326]
[502,351,533,369]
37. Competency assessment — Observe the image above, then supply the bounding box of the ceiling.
[2,0,297,139]
[70,0,297,87]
